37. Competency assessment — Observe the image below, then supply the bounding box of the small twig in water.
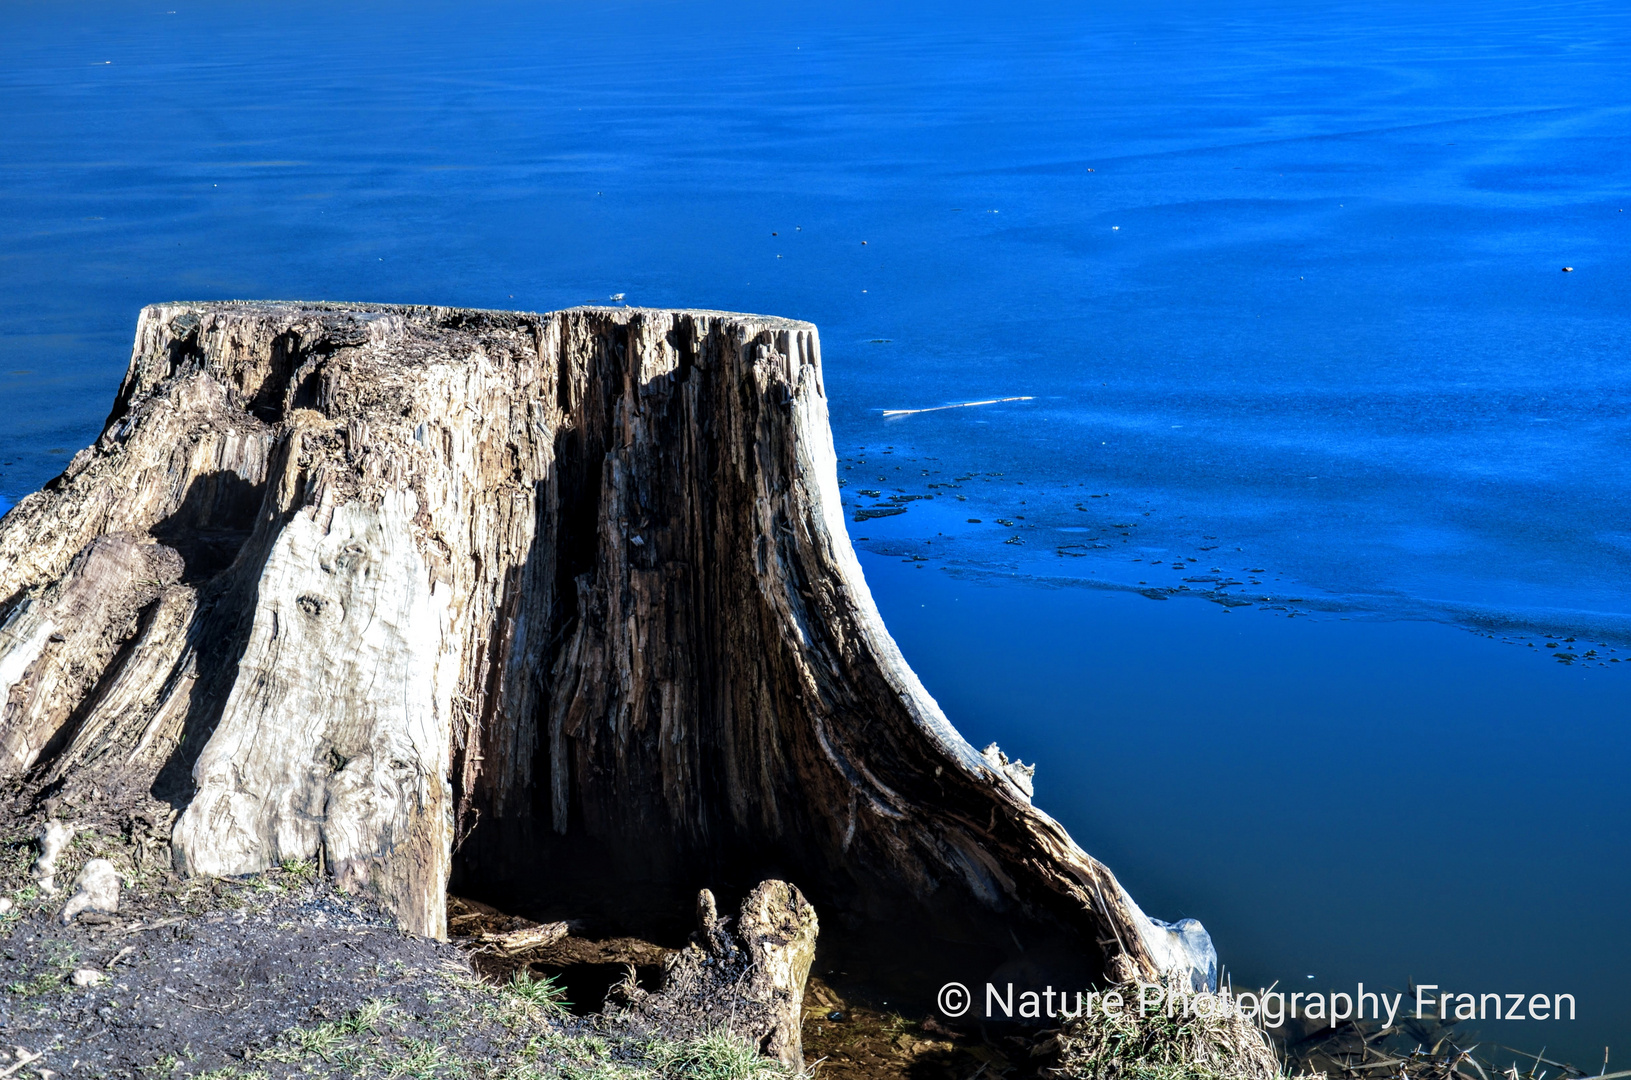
[881,396,1034,418]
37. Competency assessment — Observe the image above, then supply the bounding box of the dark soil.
[0,815,1059,1080]
[2,807,1579,1080]
[0,856,565,1079]
[0,818,775,1080]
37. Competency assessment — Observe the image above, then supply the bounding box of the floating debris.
[853,506,907,521]
[882,396,1034,418]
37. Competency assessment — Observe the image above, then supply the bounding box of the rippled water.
[2,0,1628,1064]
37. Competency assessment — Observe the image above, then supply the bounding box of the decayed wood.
[449,892,672,966]
[0,302,1211,997]
[478,922,572,955]
[526,935,673,969]
[610,880,819,1068]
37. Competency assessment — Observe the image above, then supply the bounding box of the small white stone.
[0,897,14,914]
[30,820,74,896]
[61,859,121,924]
[71,967,106,987]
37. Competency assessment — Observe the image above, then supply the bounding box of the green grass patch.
[5,970,64,998]
[502,970,573,1020]
[640,1030,790,1080]
[261,998,397,1064]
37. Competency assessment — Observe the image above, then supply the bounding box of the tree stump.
[609,880,819,1068]
[0,302,1212,1009]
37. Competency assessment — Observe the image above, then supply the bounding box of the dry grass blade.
[1494,1049,1589,1074]
[1282,1011,1600,1080]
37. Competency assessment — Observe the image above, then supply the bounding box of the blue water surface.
[2,0,1628,1064]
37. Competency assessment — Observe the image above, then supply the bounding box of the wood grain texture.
[0,301,1208,990]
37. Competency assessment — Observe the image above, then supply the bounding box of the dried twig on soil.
[0,1048,45,1079]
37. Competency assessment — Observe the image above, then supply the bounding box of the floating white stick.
[881,396,1033,417]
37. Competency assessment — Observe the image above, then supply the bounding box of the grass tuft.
[263,998,399,1064]
[502,969,573,1021]
[139,1054,186,1077]
[351,995,396,1031]
[386,1037,450,1079]
[641,1029,791,1080]
[279,857,318,882]
[1051,986,1289,1080]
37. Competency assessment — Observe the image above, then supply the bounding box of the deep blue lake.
[2,0,1628,1065]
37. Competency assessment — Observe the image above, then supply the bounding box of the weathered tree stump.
[0,302,1212,1016]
